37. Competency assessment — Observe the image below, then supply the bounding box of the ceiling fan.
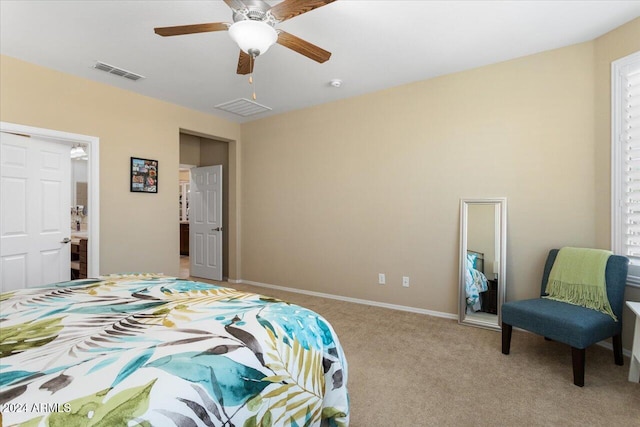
[154,0,337,75]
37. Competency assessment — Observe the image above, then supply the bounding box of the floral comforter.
[0,274,349,426]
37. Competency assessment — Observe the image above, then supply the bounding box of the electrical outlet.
[378,273,386,285]
[402,276,410,287]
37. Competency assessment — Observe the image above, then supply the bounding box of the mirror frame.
[459,197,507,331]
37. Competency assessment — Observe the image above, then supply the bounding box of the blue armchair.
[501,249,629,386]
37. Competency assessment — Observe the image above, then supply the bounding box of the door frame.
[1,121,100,277]
[180,128,236,281]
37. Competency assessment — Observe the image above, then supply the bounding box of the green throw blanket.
[544,247,617,321]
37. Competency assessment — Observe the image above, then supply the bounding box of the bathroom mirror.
[459,198,507,330]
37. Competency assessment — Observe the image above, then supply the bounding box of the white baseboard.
[596,339,632,358]
[231,278,633,358]
[234,279,458,321]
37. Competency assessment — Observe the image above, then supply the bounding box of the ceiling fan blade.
[237,50,254,75]
[224,0,272,13]
[154,22,229,37]
[223,0,246,10]
[269,0,336,22]
[277,31,331,63]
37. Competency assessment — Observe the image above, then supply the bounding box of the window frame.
[611,50,640,288]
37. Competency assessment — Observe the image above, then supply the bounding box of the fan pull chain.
[249,53,257,100]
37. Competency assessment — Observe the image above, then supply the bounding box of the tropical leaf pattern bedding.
[464,253,488,312]
[0,274,349,427]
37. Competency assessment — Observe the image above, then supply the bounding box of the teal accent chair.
[501,249,629,386]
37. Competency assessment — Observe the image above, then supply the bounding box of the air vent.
[215,98,272,117]
[93,61,145,81]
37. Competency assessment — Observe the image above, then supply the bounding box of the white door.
[190,165,223,281]
[0,132,71,292]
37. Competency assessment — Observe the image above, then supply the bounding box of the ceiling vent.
[215,98,272,117]
[93,61,145,81]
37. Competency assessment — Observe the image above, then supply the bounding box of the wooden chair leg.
[571,347,585,387]
[502,323,512,355]
[613,334,624,366]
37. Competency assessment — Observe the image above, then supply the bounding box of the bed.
[464,250,488,312]
[0,274,349,426]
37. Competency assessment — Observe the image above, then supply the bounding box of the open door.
[189,165,223,281]
[0,132,71,291]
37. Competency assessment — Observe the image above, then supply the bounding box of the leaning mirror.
[459,198,507,330]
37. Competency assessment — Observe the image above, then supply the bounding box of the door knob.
[211,227,222,232]
[61,237,71,244]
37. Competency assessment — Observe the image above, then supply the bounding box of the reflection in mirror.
[459,198,507,331]
[71,157,89,233]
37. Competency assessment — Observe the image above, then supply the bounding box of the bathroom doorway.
[179,132,229,280]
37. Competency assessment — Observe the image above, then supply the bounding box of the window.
[612,50,640,285]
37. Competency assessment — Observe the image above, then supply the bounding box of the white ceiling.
[2,1,640,123]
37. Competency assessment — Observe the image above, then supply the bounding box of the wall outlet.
[378,273,386,285]
[402,276,410,287]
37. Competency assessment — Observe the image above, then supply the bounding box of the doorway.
[179,132,229,281]
[0,122,100,287]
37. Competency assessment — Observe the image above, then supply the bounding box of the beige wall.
[242,41,597,313]
[0,55,241,278]
[179,134,201,166]
[241,19,640,350]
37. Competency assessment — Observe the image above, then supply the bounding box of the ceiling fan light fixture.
[228,20,277,56]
